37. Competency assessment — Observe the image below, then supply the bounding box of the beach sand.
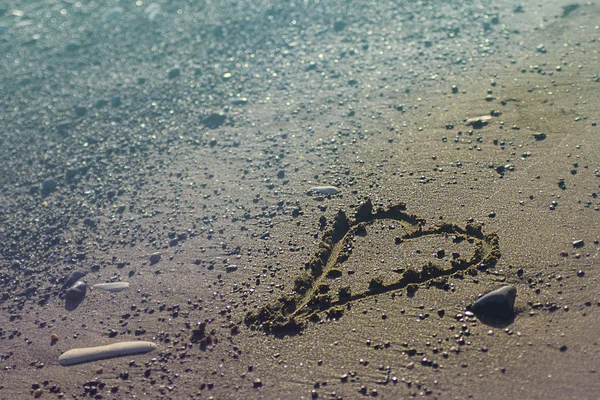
[1,0,599,398]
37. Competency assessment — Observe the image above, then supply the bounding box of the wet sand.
[1,0,599,398]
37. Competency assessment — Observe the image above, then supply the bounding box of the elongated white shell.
[59,341,157,366]
[92,282,130,292]
[465,115,492,126]
[310,186,340,195]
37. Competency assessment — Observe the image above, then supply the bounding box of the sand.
[0,0,599,398]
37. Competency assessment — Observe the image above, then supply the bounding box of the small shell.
[59,341,158,366]
[465,115,492,127]
[310,186,340,195]
[92,282,130,292]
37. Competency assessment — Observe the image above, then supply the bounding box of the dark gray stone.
[41,179,57,194]
[468,285,516,320]
[61,270,88,290]
[149,253,161,265]
[202,113,226,129]
[65,280,87,302]
[168,67,181,79]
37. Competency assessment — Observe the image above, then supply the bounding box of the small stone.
[65,40,81,52]
[225,265,238,273]
[61,270,87,290]
[533,132,546,141]
[111,96,122,107]
[102,7,123,22]
[229,98,248,106]
[168,67,180,79]
[577,270,585,277]
[73,105,87,117]
[41,179,57,195]
[572,240,584,248]
[56,121,71,132]
[95,99,108,108]
[333,20,346,32]
[468,285,516,321]
[253,378,262,388]
[465,115,492,128]
[65,281,87,303]
[149,253,161,265]
[144,3,162,22]
[310,186,340,195]
[562,4,579,17]
[202,113,226,129]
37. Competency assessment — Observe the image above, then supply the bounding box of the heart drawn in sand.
[245,199,500,335]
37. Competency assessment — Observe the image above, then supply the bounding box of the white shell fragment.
[465,115,492,126]
[59,341,157,366]
[92,282,130,292]
[310,186,340,195]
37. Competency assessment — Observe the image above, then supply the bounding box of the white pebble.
[465,115,492,126]
[59,341,157,366]
[310,186,340,195]
[92,282,130,292]
[144,3,162,22]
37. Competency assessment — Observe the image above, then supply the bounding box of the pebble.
[61,270,87,290]
[149,253,161,265]
[111,96,122,107]
[334,20,346,31]
[572,240,584,248]
[65,41,81,52]
[41,179,57,194]
[74,105,87,117]
[465,115,492,127]
[202,113,226,129]
[65,281,87,303]
[533,132,547,141]
[310,186,340,195]
[229,97,248,106]
[59,341,157,366]
[225,265,238,273]
[144,3,162,22]
[168,67,180,79]
[92,282,130,292]
[468,285,516,321]
[102,7,123,22]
